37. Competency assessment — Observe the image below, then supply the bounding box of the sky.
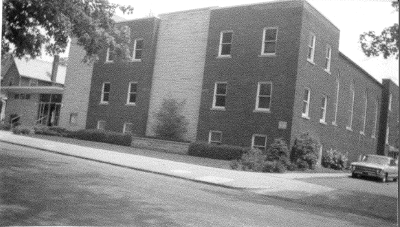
[51,0,398,85]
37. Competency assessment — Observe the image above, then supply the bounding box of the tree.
[2,0,133,62]
[359,2,399,59]
[153,99,188,141]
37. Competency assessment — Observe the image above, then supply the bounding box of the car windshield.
[362,156,390,165]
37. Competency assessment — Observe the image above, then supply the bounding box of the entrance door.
[37,94,62,126]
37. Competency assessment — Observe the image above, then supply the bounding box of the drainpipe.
[51,55,60,84]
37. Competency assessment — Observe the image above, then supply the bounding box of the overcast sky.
[107,0,398,85]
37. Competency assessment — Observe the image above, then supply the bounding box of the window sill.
[126,103,136,106]
[359,131,365,135]
[307,59,315,65]
[211,107,226,111]
[319,120,327,125]
[346,126,352,131]
[332,122,337,126]
[259,53,276,57]
[99,102,109,105]
[216,55,232,59]
[253,109,271,113]
[324,69,331,75]
[301,114,310,120]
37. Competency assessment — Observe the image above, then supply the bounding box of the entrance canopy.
[1,86,64,94]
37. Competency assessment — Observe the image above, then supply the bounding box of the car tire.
[380,173,388,183]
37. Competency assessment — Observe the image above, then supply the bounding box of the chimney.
[51,55,60,83]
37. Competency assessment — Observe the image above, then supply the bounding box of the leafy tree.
[153,98,188,141]
[2,0,133,62]
[359,2,399,59]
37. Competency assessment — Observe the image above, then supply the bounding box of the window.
[126,82,137,105]
[14,94,20,99]
[324,45,331,72]
[385,123,389,145]
[332,75,340,125]
[252,134,267,151]
[320,95,327,123]
[101,82,111,104]
[106,45,115,62]
[388,93,392,111]
[218,31,233,57]
[97,120,106,130]
[302,88,311,118]
[307,33,316,63]
[371,98,378,138]
[212,82,227,109]
[208,131,222,144]
[360,91,368,134]
[123,123,133,134]
[29,79,38,86]
[255,82,272,111]
[25,94,30,100]
[69,113,78,125]
[132,39,143,61]
[346,82,355,130]
[261,27,278,55]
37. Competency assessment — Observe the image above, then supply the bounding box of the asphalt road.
[0,142,396,226]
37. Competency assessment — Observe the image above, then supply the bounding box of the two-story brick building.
[62,0,398,162]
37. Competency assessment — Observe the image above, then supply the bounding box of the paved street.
[0,142,396,226]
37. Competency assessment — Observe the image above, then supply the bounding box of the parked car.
[350,155,398,183]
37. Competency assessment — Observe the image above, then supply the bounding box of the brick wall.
[5,93,39,126]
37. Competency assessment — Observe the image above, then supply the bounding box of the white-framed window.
[97,120,106,130]
[320,95,327,123]
[100,82,111,104]
[346,81,355,130]
[218,31,233,57]
[261,27,278,55]
[252,134,267,151]
[123,123,133,134]
[360,91,368,135]
[29,79,38,86]
[126,82,137,105]
[324,45,331,72]
[385,123,390,145]
[307,33,316,63]
[69,113,78,125]
[255,82,272,111]
[212,82,227,109]
[388,93,392,111]
[132,39,143,61]
[208,131,222,144]
[105,45,115,63]
[371,98,378,138]
[302,88,311,118]
[332,75,340,125]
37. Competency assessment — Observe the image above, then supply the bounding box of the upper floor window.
[208,131,222,144]
[212,82,227,109]
[261,27,278,55]
[255,82,272,111]
[252,134,267,151]
[307,33,316,63]
[324,45,331,73]
[360,91,368,135]
[388,93,392,111]
[126,82,137,105]
[132,39,143,61]
[218,31,233,57]
[100,82,111,104]
[106,45,115,63]
[346,81,355,130]
[320,95,327,124]
[123,123,133,134]
[302,88,311,119]
[332,74,340,125]
[97,120,106,130]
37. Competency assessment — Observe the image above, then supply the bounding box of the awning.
[1,86,64,94]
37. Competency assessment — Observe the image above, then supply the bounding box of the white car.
[350,155,398,183]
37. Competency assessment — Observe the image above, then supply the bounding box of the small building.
[0,56,66,127]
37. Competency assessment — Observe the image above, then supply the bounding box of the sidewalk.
[0,131,344,195]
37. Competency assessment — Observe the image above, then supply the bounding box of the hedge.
[69,129,132,147]
[188,142,247,160]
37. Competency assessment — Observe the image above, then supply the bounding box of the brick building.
[63,0,398,162]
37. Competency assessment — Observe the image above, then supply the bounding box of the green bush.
[290,133,319,170]
[12,126,32,135]
[265,138,291,167]
[153,98,189,142]
[69,129,132,146]
[322,149,348,170]
[0,123,11,131]
[34,125,67,136]
[188,142,247,160]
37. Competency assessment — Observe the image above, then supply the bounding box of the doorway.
[37,94,62,126]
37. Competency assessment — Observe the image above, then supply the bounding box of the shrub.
[153,98,189,142]
[70,129,132,146]
[265,138,291,167]
[0,123,11,131]
[236,148,267,172]
[290,133,319,170]
[12,126,32,135]
[188,142,247,160]
[322,149,348,170]
[34,125,67,136]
